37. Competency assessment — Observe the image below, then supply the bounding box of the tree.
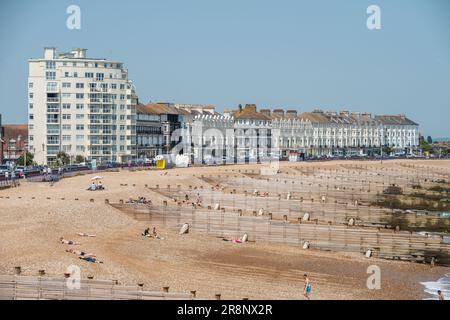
[75,155,85,164]
[382,146,393,155]
[56,151,70,166]
[16,152,34,166]
[427,136,433,144]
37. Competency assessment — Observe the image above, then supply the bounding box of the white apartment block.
[28,47,137,165]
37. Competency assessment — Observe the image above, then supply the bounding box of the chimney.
[286,110,298,118]
[44,47,56,60]
[273,109,285,117]
[244,104,257,113]
[260,109,271,117]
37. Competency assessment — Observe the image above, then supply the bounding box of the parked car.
[0,165,10,174]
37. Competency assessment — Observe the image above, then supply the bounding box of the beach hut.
[155,154,174,170]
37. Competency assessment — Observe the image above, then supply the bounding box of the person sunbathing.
[60,237,80,245]
[66,249,96,257]
[87,182,97,191]
[222,234,247,244]
[77,233,96,237]
[79,256,103,264]
[222,238,242,244]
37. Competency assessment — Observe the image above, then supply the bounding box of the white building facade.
[28,47,137,165]
[181,105,420,162]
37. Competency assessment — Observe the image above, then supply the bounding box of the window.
[76,93,84,99]
[47,114,58,123]
[29,135,34,141]
[46,82,57,91]
[63,62,67,66]
[28,82,33,89]
[62,103,71,109]
[62,135,71,141]
[29,93,34,99]
[76,145,85,152]
[29,114,34,120]
[76,114,84,119]
[47,104,59,112]
[120,125,125,130]
[62,124,71,130]
[76,104,84,110]
[84,62,88,67]
[46,61,56,69]
[85,72,94,78]
[46,71,56,80]
[120,94,125,100]
[76,124,84,130]
[62,82,71,88]
[120,104,125,110]
[76,135,84,141]
[73,72,78,78]
[29,124,34,130]
[96,73,104,81]
[120,84,125,90]
[62,93,71,98]
[76,83,84,89]
[111,84,117,89]
[65,72,69,77]
[62,114,71,120]
[73,62,77,67]
[29,103,33,109]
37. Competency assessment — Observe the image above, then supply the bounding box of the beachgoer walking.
[303,274,312,300]
[4,171,9,181]
[438,290,445,300]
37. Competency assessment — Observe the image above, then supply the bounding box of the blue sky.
[0,0,449,137]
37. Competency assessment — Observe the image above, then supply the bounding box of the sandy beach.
[0,159,449,300]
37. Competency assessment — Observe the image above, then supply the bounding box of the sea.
[420,273,450,300]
